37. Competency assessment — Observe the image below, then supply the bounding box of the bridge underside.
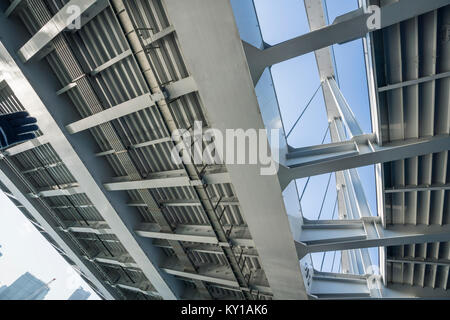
[0,0,449,300]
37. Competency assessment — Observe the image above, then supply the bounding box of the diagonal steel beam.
[307,270,450,299]
[386,256,450,267]
[142,25,175,47]
[60,221,114,235]
[104,171,231,190]
[5,0,25,17]
[378,70,450,92]
[112,280,159,298]
[0,30,182,298]
[278,134,450,189]
[89,49,133,76]
[90,253,139,269]
[66,93,163,134]
[385,184,450,193]
[152,240,258,258]
[4,135,49,156]
[161,257,272,295]
[135,223,254,247]
[295,218,450,258]
[243,0,450,83]
[28,185,83,198]
[18,0,98,62]
[163,0,307,299]
[128,197,240,208]
[66,76,198,134]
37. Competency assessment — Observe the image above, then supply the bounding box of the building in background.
[68,287,91,300]
[0,272,52,300]
[0,0,448,300]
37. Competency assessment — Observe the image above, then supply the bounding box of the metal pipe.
[110,0,255,299]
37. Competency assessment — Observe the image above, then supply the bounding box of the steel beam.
[3,191,17,200]
[66,93,163,134]
[130,136,172,149]
[21,161,63,174]
[18,0,98,62]
[95,125,199,157]
[56,82,77,96]
[4,0,25,17]
[307,270,450,299]
[164,76,198,100]
[301,0,389,279]
[104,171,231,191]
[332,105,374,273]
[163,0,307,299]
[29,185,83,198]
[326,78,363,137]
[0,25,183,299]
[163,264,238,289]
[309,271,371,299]
[378,71,450,92]
[162,257,272,294]
[4,135,49,156]
[128,197,240,208]
[135,223,254,247]
[77,236,119,243]
[386,257,450,267]
[142,25,175,47]
[383,284,450,299]
[295,218,450,258]
[153,240,258,258]
[300,0,368,276]
[92,249,211,299]
[112,280,159,298]
[95,137,172,157]
[90,49,132,76]
[51,204,94,210]
[69,223,216,298]
[278,135,450,189]
[66,76,197,134]
[385,184,450,193]
[89,253,139,269]
[104,176,191,190]
[243,0,450,83]
[60,221,114,235]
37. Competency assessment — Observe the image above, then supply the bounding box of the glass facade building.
[68,287,91,300]
[0,272,50,300]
